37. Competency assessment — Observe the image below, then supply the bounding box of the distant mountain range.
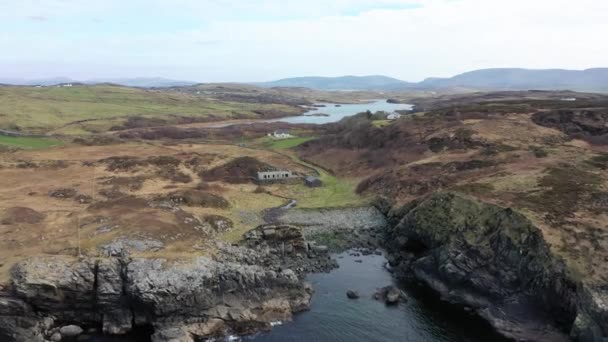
[254,75,412,90]
[257,68,608,92]
[2,68,608,91]
[0,77,197,88]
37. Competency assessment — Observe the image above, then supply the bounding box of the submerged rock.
[385,288,401,305]
[373,286,406,305]
[346,290,360,299]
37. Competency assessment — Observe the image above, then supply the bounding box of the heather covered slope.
[298,91,608,285]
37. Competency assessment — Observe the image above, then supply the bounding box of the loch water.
[269,100,413,124]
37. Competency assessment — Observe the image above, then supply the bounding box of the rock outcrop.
[380,192,606,342]
[387,193,579,341]
[1,253,312,342]
[244,224,338,274]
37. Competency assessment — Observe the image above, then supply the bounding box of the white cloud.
[1,0,607,81]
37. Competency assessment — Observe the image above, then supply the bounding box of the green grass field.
[0,135,61,149]
[288,173,366,208]
[264,136,316,150]
[0,85,302,134]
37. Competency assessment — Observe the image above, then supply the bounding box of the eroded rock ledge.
[379,192,608,342]
[0,254,312,342]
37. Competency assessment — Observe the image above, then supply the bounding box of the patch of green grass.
[372,120,391,128]
[300,174,365,208]
[265,136,316,150]
[0,135,61,149]
[276,172,366,209]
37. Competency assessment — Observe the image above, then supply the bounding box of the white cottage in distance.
[268,129,293,139]
[387,112,402,120]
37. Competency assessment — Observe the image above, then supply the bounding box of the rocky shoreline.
[1,198,607,342]
[0,209,367,342]
[1,254,311,342]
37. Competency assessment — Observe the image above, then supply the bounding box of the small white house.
[387,113,402,120]
[560,97,577,102]
[268,129,293,139]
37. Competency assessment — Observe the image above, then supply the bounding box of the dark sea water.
[245,251,509,342]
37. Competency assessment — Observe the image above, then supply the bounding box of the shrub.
[530,146,549,158]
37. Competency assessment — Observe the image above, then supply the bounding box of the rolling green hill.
[0,85,303,134]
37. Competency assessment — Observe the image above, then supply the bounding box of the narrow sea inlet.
[246,251,508,342]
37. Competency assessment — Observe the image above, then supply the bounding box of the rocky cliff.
[380,192,608,342]
[0,253,312,342]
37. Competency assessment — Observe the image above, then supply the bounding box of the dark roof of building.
[275,129,290,134]
[305,176,320,182]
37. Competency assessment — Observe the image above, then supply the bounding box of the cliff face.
[381,193,607,342]
[1,255,311,342]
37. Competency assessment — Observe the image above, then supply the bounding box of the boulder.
[50,332,62,342]
[262,228,276,239]
[385,287,401,305]
[346,290,360,299]
[59,325,83,337]
[373,286,406,305]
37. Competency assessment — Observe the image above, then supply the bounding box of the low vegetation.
[263,136,316,150]
[0,135,61,149]
[0,85,305,134]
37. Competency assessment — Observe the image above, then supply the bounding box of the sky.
[1,0,607,82]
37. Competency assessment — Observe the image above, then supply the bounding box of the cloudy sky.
[1,0,607,82]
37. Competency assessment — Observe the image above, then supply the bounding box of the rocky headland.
[0,206,385,342]
[379,192,608,342]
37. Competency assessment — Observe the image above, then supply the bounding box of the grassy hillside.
[0,85,303,134]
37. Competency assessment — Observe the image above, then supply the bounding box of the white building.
[387,113,402,120]
[268,129,292,139]
[257,170,294,181]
